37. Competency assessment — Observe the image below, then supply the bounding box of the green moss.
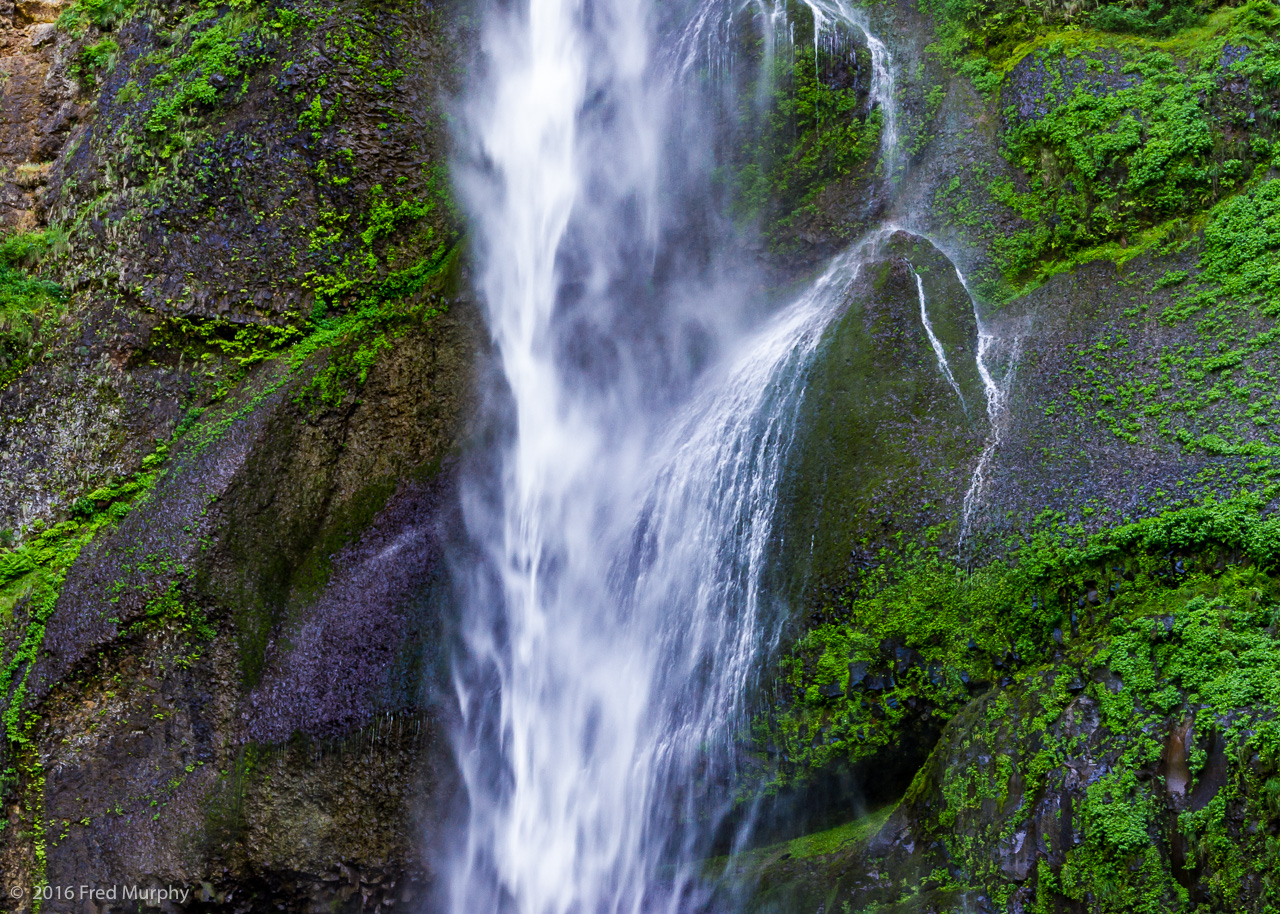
[1057,179,1280,469]
[143,0,267,145]
[993,33,1278,283]
[755,488,1280,909]
[784,807,894,859]
[57,0,135,35]
[71,37,120,88]
[764,493,1280,782]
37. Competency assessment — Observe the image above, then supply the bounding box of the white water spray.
[449,0,878,908]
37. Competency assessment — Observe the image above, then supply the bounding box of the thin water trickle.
[949,261,1019,548]
[911,265,965,408]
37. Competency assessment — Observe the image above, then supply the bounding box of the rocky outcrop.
[746,0,1280,901]
[0,0,78,231]
[0,306,478,911]
[738,555,1280,913]
[778,231,986,606]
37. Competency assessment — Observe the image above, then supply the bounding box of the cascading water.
[447,0,844,908]
[794,0,899,172]
[448,0,1013,909]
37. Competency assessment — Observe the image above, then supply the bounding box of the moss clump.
[924,573,1280,912]
[992,17,1280,282]
[57,0,136,36]
[922,0,1249,92]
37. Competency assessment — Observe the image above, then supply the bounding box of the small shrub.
[57,0,136,34]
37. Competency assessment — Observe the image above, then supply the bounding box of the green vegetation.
[57,0,136,36]
[762,496,1280,910]
[780,807,893,859]
[144,1,266,142]
[992,19,1280,282]
[70,37,120,88]
[0,232,66,391]
[914,571,1280,911]
[917,0,1280,295]
[763,493,1280,782]
[922,0,1252,90]
[48,0,463,418]
[724,7,883,251]
[1058,179,1280,463]
[0,442,175,747]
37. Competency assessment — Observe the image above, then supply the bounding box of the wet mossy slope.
[739,0,1280,909]
[0,0,476,908]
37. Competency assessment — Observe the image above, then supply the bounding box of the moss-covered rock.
[738,551,1280,913]
[778,230,985,606]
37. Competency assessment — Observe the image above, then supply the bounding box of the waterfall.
[796,0,899,173]
[448,0,836,906]
[447,0,1012,907]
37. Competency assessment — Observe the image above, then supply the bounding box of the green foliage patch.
[926,575,1280,911]
[70,38,120,88]
[1054,179,1280,467]
[140,0,270,150]
[992,25,1279,283]
[0,232,67,391]
[57,0,136,36]
[763,493,1280,784]
[770,521,1280,911]
[0,442,171,752]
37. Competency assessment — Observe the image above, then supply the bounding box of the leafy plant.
[57,0,136,35]
[0,232,67,388]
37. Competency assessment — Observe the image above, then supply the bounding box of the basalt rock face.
[0,0,81,232]
[0,317,478,911]
[0,0,476,909]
